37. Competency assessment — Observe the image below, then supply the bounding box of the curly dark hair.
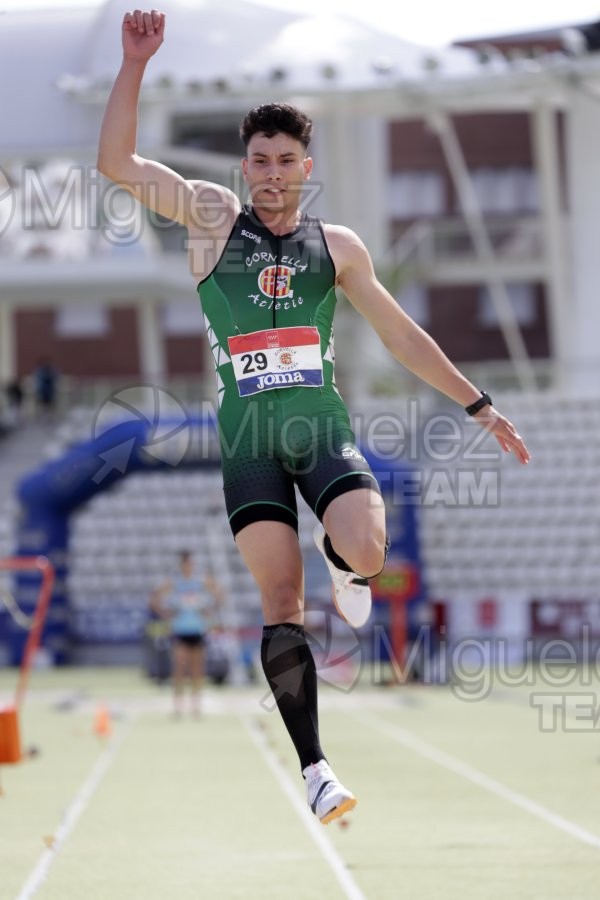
[239,103,313,150]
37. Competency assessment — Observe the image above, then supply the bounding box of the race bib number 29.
[227,326,324,397]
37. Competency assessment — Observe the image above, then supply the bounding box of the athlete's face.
[242,132,312,220]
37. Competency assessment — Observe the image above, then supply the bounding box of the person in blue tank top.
[152,550,224,717]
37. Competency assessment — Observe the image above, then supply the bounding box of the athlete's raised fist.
[122,9,165,61]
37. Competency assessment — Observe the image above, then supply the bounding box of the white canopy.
[0,0,483,155]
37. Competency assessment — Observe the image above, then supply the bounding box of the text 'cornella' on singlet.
[197,205,339,406]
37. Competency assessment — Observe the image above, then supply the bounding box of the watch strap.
[465,390,492,416]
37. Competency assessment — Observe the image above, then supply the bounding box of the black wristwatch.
[465,390,493,416]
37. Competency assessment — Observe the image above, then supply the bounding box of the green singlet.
[197,204,379,535]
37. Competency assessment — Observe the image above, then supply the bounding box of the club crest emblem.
[258,265,295,299]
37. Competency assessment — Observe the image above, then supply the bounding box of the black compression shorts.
[220,394,380,536]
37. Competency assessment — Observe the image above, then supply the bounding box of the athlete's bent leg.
[322,487,387,578]
[314,488,388,628]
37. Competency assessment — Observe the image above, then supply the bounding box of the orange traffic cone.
[93,703,112,738]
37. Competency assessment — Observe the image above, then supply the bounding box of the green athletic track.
[1,667,599,900]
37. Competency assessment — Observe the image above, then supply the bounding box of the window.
[161,299,205,336]
[466,168,539,215]
[388,171,444,218]
[477,283,537,328]
[55,303,109,338]
[396,283,430,326]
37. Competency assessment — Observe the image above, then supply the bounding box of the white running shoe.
[313,525,372,628]
[303,759,357,825]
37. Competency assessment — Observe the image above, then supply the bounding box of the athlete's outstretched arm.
[97,10,233,227]
[328,225,531,464]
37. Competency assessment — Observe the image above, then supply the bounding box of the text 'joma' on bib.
[227,326,324,397]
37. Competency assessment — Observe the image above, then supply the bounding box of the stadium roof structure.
[2,0,600,160]
[83,0,481,88]
[0,0,497,157]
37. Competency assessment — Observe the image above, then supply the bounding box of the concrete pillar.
[312,106,389,403]
[137,299,166,382]
[0,300,15,383]
[349,113,388,257]
[565,88,600,392]
[530,103,572,390]
[312,105,351,226]
[313,107,386,248]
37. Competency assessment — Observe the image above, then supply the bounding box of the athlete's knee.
[261,580,303,624]
[342,531,387,579]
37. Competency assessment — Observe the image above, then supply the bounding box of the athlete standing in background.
[98,10,530,824]
[151,550,223,717]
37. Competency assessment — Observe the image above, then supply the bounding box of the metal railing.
[378,215,546,279]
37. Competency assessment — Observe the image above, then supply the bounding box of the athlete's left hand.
[473,407,531,464]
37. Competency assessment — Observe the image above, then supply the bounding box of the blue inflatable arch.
[4,418,424,665]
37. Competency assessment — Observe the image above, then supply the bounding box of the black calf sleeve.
[261,623,324,771]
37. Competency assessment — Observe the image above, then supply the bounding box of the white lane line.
[244,718,366,900]
[356,711,600,850]
[14,721,133,900]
